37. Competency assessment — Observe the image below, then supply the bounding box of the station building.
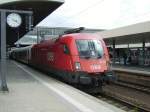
[97,21,150,66]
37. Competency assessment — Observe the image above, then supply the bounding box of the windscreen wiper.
[97,56,101,59]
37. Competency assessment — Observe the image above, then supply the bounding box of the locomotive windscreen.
[76,40,103,59]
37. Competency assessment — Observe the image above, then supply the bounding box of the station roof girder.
[0,0,64,46]
[97,21,150,45]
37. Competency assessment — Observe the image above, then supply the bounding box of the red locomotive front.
[32,33,113,88]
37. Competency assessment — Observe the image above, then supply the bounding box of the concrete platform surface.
[0,60,126,112]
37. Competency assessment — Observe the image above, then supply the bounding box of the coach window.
[63,44,70,54]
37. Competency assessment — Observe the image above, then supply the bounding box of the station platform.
[112,64,150,76]
[0,60,126,112]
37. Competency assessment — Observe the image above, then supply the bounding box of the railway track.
[113,68,150,88]
[97,94,144,112]
[113,81,150,94]
[95,69,150,112]
[101,84,150,112]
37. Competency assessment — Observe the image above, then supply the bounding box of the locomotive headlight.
[75,62,81,70]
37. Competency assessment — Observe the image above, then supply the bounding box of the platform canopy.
[0,0,64,46]
[97,21,150,45]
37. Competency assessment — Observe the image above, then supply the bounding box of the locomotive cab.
[58,33,114,87]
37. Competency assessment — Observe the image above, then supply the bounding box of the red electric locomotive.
[11,29,114,91]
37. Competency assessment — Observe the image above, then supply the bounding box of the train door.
[31,46,39,65]
[138,49,144,65]
[144,48,150,66]
[55,43,73,71]
[130,49,138,65]
[39,47,48,67]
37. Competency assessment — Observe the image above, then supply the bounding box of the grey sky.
[38,0,150,29]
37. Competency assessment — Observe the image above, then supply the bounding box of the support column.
[142,39,145,66]
[0,11,8,91]
[127,44,130,64]
[28,14,33,31]
[112,39,116,64]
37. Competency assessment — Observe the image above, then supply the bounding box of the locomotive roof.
[61,33,103,40]
[37,33,103,45]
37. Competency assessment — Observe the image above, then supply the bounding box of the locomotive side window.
[93,40,104,58]
[63,44,70,54]
[76,40,103,58]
